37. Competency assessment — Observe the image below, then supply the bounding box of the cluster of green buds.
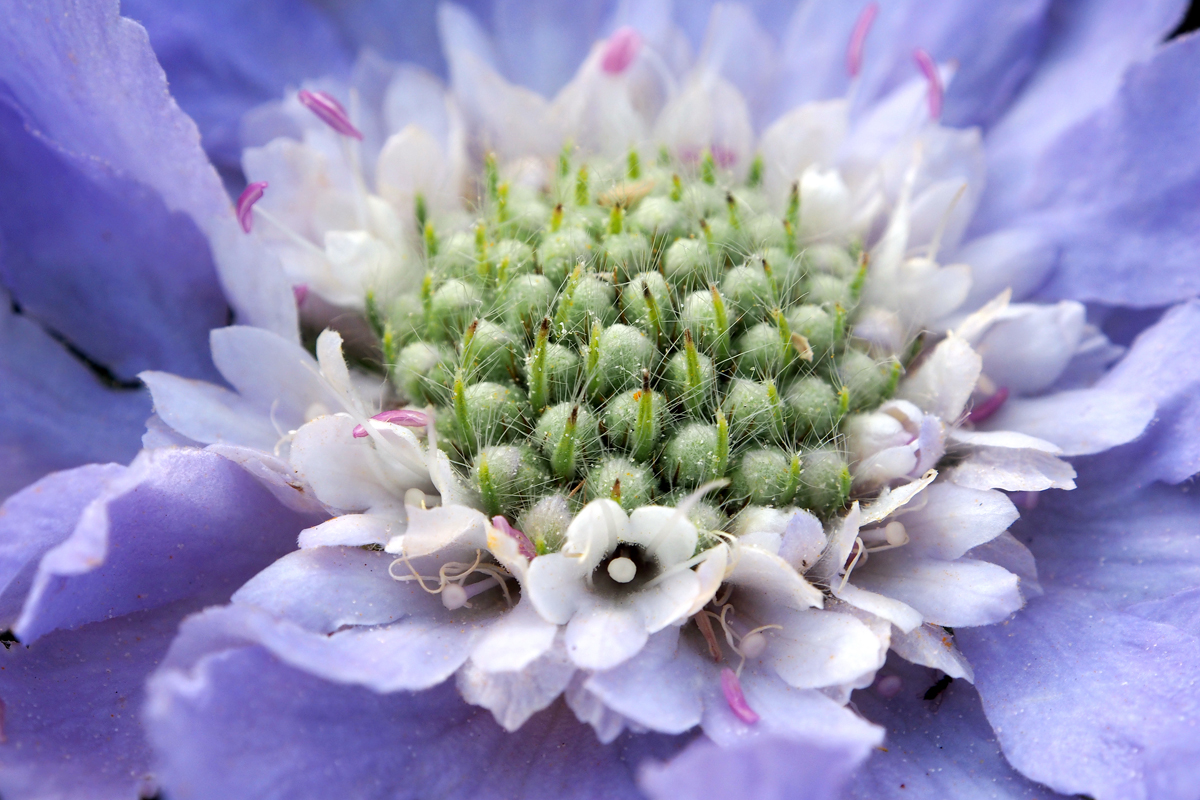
[367,147,904,553]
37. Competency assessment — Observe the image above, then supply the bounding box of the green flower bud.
[705,215,745,262]
[803,243,858,279]
[730,448,801,506]
[600,232,652,280]
[721,263,774,325]
[663,237,717,290]
[837,350,898,411]
[385,292,424,346]
[663,330,717,417]
[517,494,575,554]
[533,402,601,479]
[501,274,555,335]
[524,321,583,411]
[395,341,452,403]
[662,422,722,489]
[722,378,786,443]
[735,322,789,379]
[794,448,851,518]
[539,227,594,286]
[604,381,669,461]
[622,271,674,343]
[807,273,852,309]
[490,239,537,282]
[586,456,657,512]
[430,279,483,340]
[745,215,788,250]
[680,287,731,363]
[472,445,550,518]
[429,231,476,278]
[785,304,837,360]
[761,247,805,303]
[594,324,656,397]
[461,319,520,383]
[784,375,841,439]
[554,269,617,339]
[630,196,685,240]
[455,380,528,450]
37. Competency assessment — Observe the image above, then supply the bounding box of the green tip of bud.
[747,154,763,188]
[415,192,428,231]
[472,445,549,518]
[701,150,716,185]
[627,148,641,180]
[586,457,656,512]
[575,165,590,206]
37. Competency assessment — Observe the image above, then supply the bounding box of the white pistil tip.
[740,632,767,659]
[442,583,468,610]
[885,521,908,547]
[608,557,637,583]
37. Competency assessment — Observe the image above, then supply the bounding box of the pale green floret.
[837,350,898,411]
[721,263,774,325]
[622,271,674,341]
[784,375,841,439]
[807,273,853,309]
[490,239,536,280]
[735,322,789,379]
[663,342,717,417]
[501,274,555,334]
[603,387,669,462]
[395,341,452,403]
[593,324,656,396]
[472,445,550,518]
[746,216,789,250]
[600,232,652,279]
[679,289,731,361]
[663,423,722,489]
[630,196,685,240]
[517,494,574,554]
[586,456,657,512]
[785,304,838,360]
[555,272,617,339]
[730,448,802,506]
[430,279,483,340]
[804,243,859,279]
[430,231,476,277]
[539,228,594,285]
[663,237,717,290]
[533,403,601,479]
[794,448,852,518]
[462,319,519,384]
[722,379,785,443]
[523,342,582,408]
[458,381,528,448]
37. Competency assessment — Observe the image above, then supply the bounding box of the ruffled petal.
[852,552,1022,628]
[981,388,1154,457]
[565,598,649,670]
[901,483,1019,561]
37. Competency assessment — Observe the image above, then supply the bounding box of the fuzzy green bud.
[663,422,721,489]
[663,237,717,290]
[554,270,617,339]
[524,331,582,412]
[456,381,528,450]
[803,243,858,280]
[730,448,801,506]
[837,350,895,411]
[785,304,837,360]
[533,403,601,479]
[594,324,656,397]
[430,279,483,340]
[794,448,851,518]
[784,375,841,439]
[722,378,781,443]
[604,380,669,461]
[517,494,574,554]
[622,271,673,344]
[679,287,731,363]
[601,232,652,280]
[491,239,536,280]
[807,273,853,309]
[664,330,717,417]
[630,196,684,240]
[501,274,556,335]
[395,341,452,403]
[735,322,790,379]
[586,456,656,512]
[461,319,519,384]
[472,445,549,518]
[539,227,594,285]
[722,263,775,325]
[430,231,476,278]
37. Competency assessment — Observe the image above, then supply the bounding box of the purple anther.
[720,668,759,724]
[352,409,432,438]
[913,48,943,119]
[846,3,879,78]
[875,674,903,698]
[292,284,309,307]
[236,181,268,233]
[492,515,537,560]
[601,26,642,74]
[967,386,1009,423]
[297,89,364,140]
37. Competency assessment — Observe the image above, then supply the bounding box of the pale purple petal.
[845,656,1070,799]
[958,591,1200,800]
[14,448,321,642]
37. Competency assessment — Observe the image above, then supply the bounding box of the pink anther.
[236,181,268,233]
[601,26,642,75]
[297,89,364,140]
[352,409,432,438]
[846,3,879,78]
[720,668,759,724]
[292,284,309,307]
[967,386,1009,423]
[492,515,537,560]
[913,48,942,119]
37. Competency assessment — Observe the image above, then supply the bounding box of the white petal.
[564,598,649,670]
[982,388,1154,456]
[469,600,559,673]
[686,544,728,616]
[896,333,981,421]
[967,531,1043,599]
[832,581,923,633]
[526,553,590,625]
[759,99,848,209]
[765,608,884,690]
[628,505,698,567]
[777,510,825,573]
[376,125,454,224]
[393,503,488,557]
[564,674,628,744]
[853,552,1022,628]
[948,427,1062,453]
[297,514,398,549]
[889,623,975,682]
[975,301,1085,394]
[636,568,701,632]
[204,444,324,514]
[457,643,575,732]
[901,483,1019,561]
[562,499,625,572]
[730,545,822,610]
[653,72,755,178]
[860,470,938,525]
[947,447,1076,491]
[315,329,355,404]
[141,371,278,450]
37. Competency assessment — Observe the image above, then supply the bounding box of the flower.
[4,3,1200,800]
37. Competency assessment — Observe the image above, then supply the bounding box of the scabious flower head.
[5,2,1200,800]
